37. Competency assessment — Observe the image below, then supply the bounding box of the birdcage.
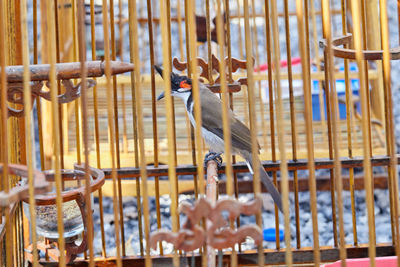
[0,0,400,266]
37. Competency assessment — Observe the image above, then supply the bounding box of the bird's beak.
[156,91,165,101]
[154,65,165,101]
[154,65,163,77]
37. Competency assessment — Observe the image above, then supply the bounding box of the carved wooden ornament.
[149,196,263,251]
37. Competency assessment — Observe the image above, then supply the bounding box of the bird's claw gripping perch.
[204,152,223,168]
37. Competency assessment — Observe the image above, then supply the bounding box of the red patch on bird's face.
[179,80,192,90]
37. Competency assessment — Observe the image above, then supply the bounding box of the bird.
[154,65,283,212]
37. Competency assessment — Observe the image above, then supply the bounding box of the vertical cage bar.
[128,0,143,258]
[270,0,292,265]
[283,0,301,249]
[40,0,66,265]
[109,0,126,255]
[77,0,95,265]
[101,0,122,265]
[341,0,358,246]
[185,0,207,265]
[321,0,347,263]
[89,0,107,258]
[263,0,280,250]
[321,12,338,247]
[54,0,65,170]
[215,1,237,266]
[379,0,400,261]
[0,0,10,265]
[33,0,45,171]
[349,0,376,265]
[243,0,264,266]
[21,0,39,265]
[251,0,268,149]
[295,0,321,265]
[145,1,163,255]
[128,0,152,265]
[159,0,179,265]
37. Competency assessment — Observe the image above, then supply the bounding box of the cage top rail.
[5,60,134,82]
[320,34,400,60]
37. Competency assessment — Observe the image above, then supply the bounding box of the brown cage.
[0,0,400,266]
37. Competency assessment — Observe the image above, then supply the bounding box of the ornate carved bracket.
[149,196,263,251]
[173,55,252,93]
[5,60,134,117]
[319,34,400,60]
[0,164,50,207]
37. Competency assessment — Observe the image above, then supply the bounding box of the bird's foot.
[204,152,223,168]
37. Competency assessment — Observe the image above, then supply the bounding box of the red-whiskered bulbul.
[155,65,283,212]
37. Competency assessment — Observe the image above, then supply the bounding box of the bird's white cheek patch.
[177,88,191,93]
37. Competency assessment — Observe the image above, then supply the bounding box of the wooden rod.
[77,0,95,265]
[295,0,321,264]
[159,0,179,265]
[341,0,358,246]
[215,0,236,265]
[243,1,263,266]
[128,0,151,264]
[270,0,292,264]
[185,0,206,264]
[109,0,126,255]
[251,0,268,151]
[263,0,280,251]
[321,0,347,264]
[379,0,400,261]
[41,0,66,264]
[145,0,163,255]
[89,0,107,257]
[349,0,376,265]
[101,0,122,265]
[20,0,39,265]
[283,0,301,249]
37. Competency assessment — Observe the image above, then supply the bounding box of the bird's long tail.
[246,156,283,212]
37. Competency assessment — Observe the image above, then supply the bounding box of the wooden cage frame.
[0,0,399,266]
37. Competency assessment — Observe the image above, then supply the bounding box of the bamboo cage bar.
[321,0,347,265]
[1,0,400,266]
[101,0,122,266]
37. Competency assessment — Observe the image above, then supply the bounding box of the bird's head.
[154,65,192,101]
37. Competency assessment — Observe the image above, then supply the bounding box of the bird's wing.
[200,87,259,152]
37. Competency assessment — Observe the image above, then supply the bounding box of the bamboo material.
[215,0,236,265]
[379,0,400,262]
[349,0,376,266]
[89,0,107,258]
[295,0,320,265]
[41,0,66,265]
[159,0,179,265]
[341,0,358,246]
[1,0,12,265]
[283,0,301,249]
[243,1,263,266]
[185,0,206,265]
[128,0,151,265]
[270,0,292,265]
[20,0,39,265]
[54,0,65,170]
[263,0,280,251]
[321,0,347,265]
[145,0,162,255]
[101,0,122,266]
[77,0,95,266]
[108,0,125,254]
[251,0,268,150]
